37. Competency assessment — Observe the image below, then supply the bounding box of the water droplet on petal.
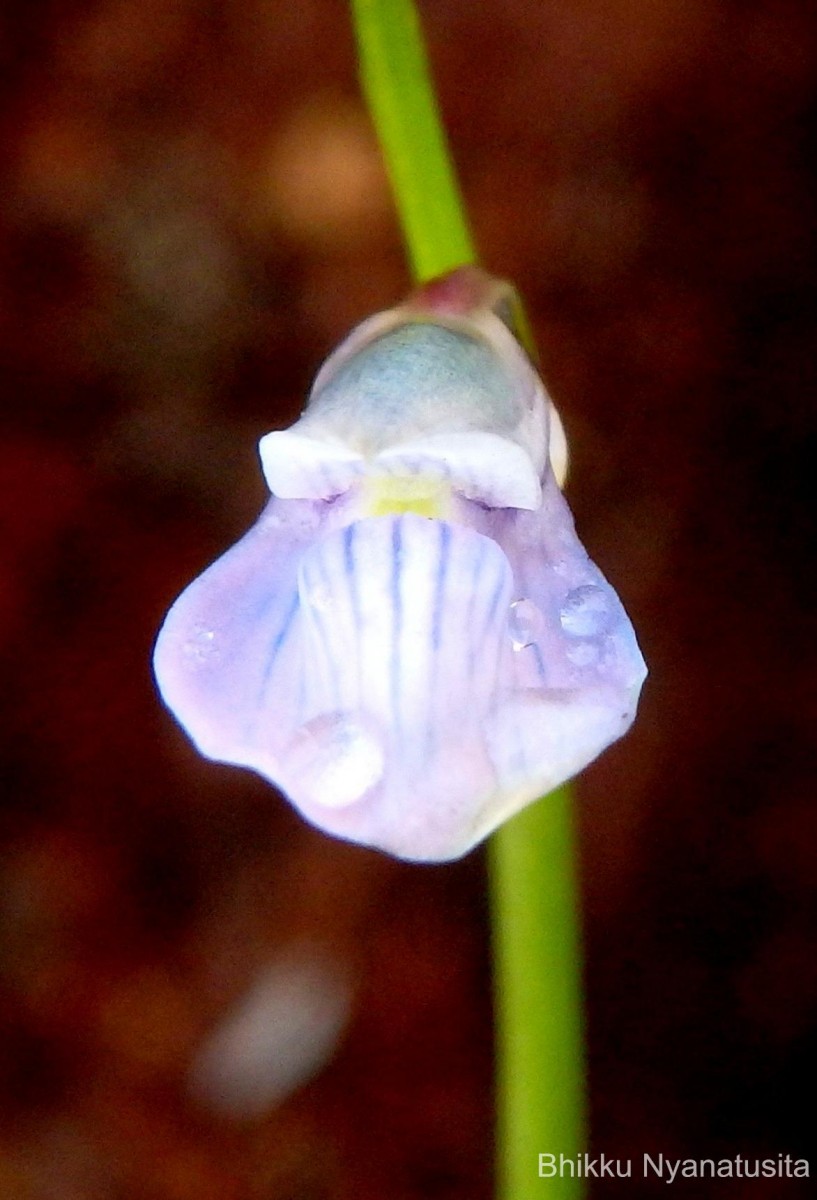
[284,712,384,809]
[560,585,611,637]
[565,640,600,667]
[508,598,544,650]
[182,625,218,662]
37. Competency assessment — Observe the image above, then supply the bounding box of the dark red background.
[1,1,815,1196]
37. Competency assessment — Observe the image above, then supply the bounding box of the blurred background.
[1,0,816,1196]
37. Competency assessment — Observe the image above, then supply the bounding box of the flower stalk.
[349,1,588,1195]
[349,0,475,283]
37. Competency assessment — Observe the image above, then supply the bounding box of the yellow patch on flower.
[363,473,452,519]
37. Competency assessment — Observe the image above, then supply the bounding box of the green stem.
[490,792,586,1199]
[349,3,586,1196]
[350,0,476,281]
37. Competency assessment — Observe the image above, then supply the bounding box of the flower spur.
[153,268,646,862]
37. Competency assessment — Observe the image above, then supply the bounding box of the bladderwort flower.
[153,268,646,862]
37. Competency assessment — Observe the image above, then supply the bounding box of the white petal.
[259,429,364,500]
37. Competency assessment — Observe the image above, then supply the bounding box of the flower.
[153,268,646,862]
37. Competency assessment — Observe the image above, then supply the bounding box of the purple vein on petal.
[258,591,300,703]
[343,523,363,712]
[389,518,404,742]
[426,520,453,757]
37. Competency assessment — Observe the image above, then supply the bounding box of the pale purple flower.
[153,269,646,862]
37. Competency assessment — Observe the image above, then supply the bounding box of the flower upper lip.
[259,427,544,510]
